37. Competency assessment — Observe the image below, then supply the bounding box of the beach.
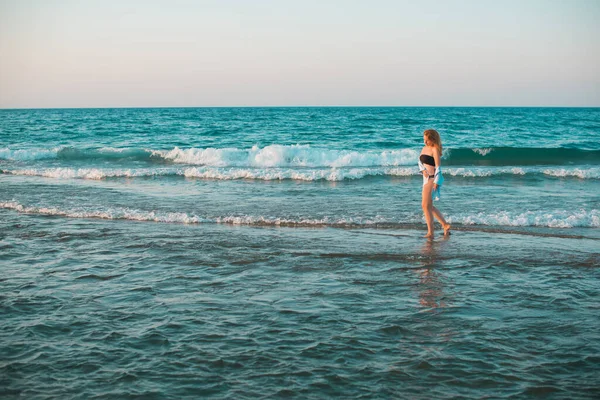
[1,107,599,398]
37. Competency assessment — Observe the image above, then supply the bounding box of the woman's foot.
[443,224,451,236]
[424,232,434,239]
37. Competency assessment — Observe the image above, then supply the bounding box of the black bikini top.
[420,154,436,167]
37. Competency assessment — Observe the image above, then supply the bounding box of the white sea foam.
[0,201,209,224]
[1,201,598,228]
[152,145,419,167]
[445,167,526,177]
[450,210,600,228]
[181,167,396,181]
[473,148,494,156]
[1,167,396,181]
[0,168,175,180]
[0,201,382,226]
[542,168,600,179]
[2,166,599,181]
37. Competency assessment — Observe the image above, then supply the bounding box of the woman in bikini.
[419,129,451,239]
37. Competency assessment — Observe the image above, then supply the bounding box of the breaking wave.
[0,145,418,167]
[2,145,598,167]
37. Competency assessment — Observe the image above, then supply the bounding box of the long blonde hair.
[424,129,443,156]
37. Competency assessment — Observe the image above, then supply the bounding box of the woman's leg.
[422,181,434,237]
[432,206,451,235]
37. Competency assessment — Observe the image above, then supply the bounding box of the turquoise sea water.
[1,107,599,398]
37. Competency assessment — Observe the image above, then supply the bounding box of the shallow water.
[2,214,599,399]
[1,107,599,398]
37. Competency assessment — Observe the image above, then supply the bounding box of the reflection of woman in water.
[418,268,446,308]
[419,129,451,239]
[417,239,448,309]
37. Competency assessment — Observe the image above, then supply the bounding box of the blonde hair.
[423,129,443,156]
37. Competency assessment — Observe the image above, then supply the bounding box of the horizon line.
[2,105,599,111]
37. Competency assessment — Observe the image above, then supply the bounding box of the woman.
[419,129,451,238]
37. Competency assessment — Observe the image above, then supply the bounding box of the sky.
[0,0,599,108]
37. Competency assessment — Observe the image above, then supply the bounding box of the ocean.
[1,107,599,398]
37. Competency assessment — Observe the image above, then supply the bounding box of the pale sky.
[0,0,599,108]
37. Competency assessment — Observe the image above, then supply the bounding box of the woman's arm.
[432,147,441,188]
[432,147,441,168]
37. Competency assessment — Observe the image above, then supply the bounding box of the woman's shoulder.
[420,145,435,155]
